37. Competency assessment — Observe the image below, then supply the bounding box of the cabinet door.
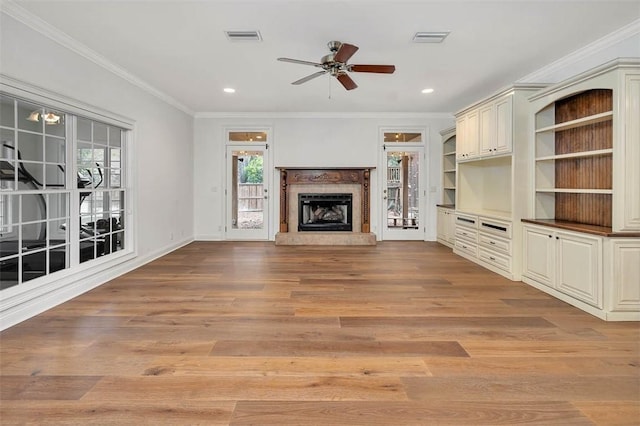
[446,210,456,243]
[465,110,479,159]
[522,226,554,287]
[455,116,466,160]
[437,208,447,241]
[556,231,602,308]
[494,96,513,154]
[479,103,495,156]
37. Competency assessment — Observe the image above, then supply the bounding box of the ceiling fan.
[277,41,395,91]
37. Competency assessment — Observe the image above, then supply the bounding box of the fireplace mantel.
[276,167,374,234]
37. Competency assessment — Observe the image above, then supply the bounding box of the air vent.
[225,31,262,41]
[412,32,450,43]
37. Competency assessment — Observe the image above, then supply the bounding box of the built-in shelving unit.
[441,126,456,206]
[533,89,614,227]
[523,58,640,321]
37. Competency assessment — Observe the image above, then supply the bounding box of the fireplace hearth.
[298,193,352,232]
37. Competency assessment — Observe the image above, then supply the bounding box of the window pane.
[17,101,43,133]
[229,131,267,142]
[21,222,46,244]
[22,251,46,282]
[109,127,121,147]
[94,123,108,144]
[45,136,65,164]
[21,194,46,223]
[45,164,65,188]
[47,193,68,220]
[17,131,44,163]
[78,118,92,141]
[1,128,16,159]
[110,169,121,188]
[383,132,422,143]
[0,96,14,127]
[44,111,65,137]
[48,218,68,243]
[49,245,68,273]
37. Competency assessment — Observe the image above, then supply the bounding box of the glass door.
[381,148,424,240]
[225,144,269,240]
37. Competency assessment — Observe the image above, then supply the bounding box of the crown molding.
[194,111,453,119]
[518,18,640,83]
[1,1,195,116]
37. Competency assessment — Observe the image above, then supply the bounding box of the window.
[0,94,129,290]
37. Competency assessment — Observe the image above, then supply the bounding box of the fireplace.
[298,193,352,232]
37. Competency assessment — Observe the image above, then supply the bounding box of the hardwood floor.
[1,241,639,425]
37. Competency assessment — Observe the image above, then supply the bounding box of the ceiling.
[7,0,640,114]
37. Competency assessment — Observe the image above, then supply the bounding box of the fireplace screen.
[298,193,352,232]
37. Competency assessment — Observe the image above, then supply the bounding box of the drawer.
[478,248,511,272]
[479,217,512,238]
[478,233,511,255]
[455,213,478,229]
[455,239,477,257]
[455,226,477,242]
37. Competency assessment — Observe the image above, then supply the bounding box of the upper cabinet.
[455,87,537,162]
[528,58,640,233]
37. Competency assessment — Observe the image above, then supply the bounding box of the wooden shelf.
[535,111,612,133]
[536,188,612,194]
[535,149,613,162]
[443,169,456,173]
[443,152,456,156]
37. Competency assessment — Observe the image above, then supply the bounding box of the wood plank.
[1,376,101,400]
[230,401,590,425]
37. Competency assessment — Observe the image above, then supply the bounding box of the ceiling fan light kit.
[278,41,395,91]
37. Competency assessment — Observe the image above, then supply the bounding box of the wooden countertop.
[521,219,640,238]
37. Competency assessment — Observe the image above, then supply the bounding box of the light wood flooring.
[1,241,639,425]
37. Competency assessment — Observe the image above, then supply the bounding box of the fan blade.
[278,57,324,68]
[292,70,328,85]
[349,64,396,74]
[336,73,358,90]
[333,43,359,63]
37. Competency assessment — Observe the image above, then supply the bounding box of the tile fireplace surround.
[275,167,376,245]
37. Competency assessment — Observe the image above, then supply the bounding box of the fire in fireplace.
[298,193,353,232]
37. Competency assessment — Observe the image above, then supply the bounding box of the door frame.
[378,127,427,241]
[224,127,272,240]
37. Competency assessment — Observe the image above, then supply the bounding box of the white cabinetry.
[454,84,545,281]
[522,223,639,320]
[524,224,602,308]
[523,59,640,321]
[455,212,514,279]
[437,207,455,248]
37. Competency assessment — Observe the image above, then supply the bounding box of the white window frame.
[0,75,136,297]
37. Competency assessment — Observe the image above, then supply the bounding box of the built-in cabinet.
[436,126,456,249]
[437,207,455,248]
[522,59,640,321]
[453,84,545,280]
[440,126,456,205]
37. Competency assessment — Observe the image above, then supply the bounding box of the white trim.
[1,73,135,128]
[518,18,640,83]
[0,1,194,116]
[195,111,453,119]
[0,237,193,331]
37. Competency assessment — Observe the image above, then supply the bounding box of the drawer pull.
[489,256,496,261]
[489,241,496,245]
[482,222,508,232]
[458,217,475,224]
[462,232,468,236]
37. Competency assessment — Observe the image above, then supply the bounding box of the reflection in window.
[383,132,422,143]
[228,131,267,142]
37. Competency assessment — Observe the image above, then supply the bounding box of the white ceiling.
[8,0,640,114]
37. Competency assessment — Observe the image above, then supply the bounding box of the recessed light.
[421,88,434,94]
[223,88,236,93]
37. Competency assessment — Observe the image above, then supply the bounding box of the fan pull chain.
[328,76,332,99]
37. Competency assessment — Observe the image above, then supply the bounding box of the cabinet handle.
[548,235,552,238]
[489,256,496,260]
[556,236,559,240]
[489,241,496,245]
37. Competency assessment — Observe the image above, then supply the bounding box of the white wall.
[1,13,194,328]
[193,114,454,241]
